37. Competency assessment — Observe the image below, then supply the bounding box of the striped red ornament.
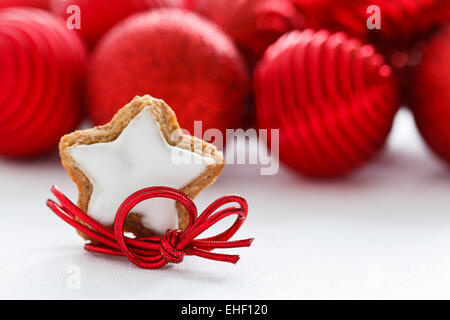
[254,29,399,177]
[0,8,87,157]
[292,0,449,47]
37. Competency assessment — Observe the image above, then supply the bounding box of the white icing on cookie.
[69,107,215,234]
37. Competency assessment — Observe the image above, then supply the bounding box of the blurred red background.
[0,0,449,178]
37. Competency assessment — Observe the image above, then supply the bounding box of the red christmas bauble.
[187,0,303,67]
[0,0,50,9]
[254,29,399,177]
[412,26,450,164]
[87,9,250,139]
[292,0,448,48]
[0,8,87,157]
[50,0,183,47]
[293,0,449,108]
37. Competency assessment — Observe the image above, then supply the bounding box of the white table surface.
[1,108,450,300]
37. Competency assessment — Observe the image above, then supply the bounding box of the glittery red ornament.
[0,8,87,157]
[254,29,399,177]
[412,26,450,164]
[292,0,448,48]
[50,0,183,47]
[187,0,304,67]
[87,9,250,138]
[0,0,50,10]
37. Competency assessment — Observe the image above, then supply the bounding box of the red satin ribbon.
[46,186,253,269]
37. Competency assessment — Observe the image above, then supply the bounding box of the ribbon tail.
[186,248,241,264]
[193,238,254,250]
[85,243,124,256]
[48,199,125,253]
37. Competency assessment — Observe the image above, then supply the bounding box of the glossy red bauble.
[0,8,87,157]
[187,0,303,67]
[412,27,450,164]
[254,29,399,177]
[87,9,250,139]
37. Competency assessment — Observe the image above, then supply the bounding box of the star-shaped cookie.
[59,95,224,239]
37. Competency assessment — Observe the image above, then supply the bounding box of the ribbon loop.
[47,185,253,269]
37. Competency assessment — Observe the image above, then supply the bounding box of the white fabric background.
[1,108,450,299]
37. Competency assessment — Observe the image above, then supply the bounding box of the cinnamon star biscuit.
[59,95,225,239]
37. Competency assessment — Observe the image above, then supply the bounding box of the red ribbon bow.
[47,186,253,269]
